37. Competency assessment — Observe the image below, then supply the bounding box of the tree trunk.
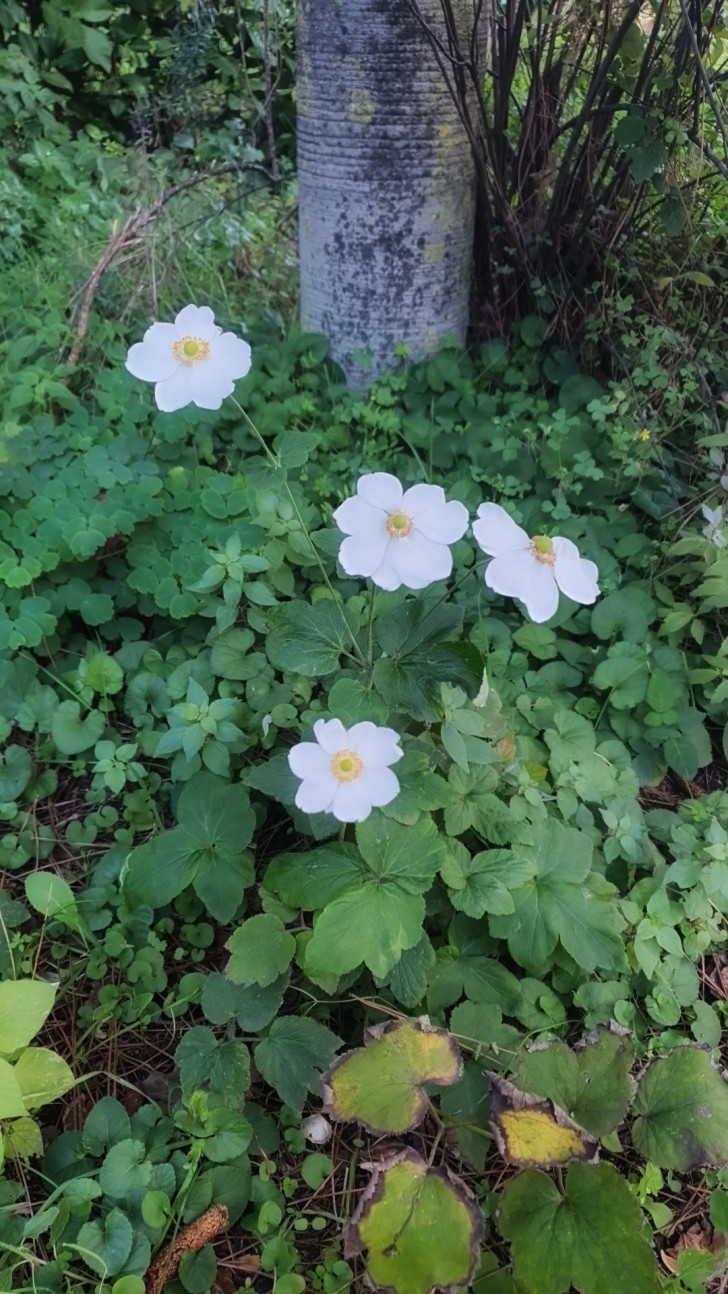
[297,0,476,390]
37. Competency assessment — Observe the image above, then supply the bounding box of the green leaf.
[510,1029,635,1137]
[499,1163,660,1294]
[347,1149,482,1294]
[175,1027,251,1103]
[254,1017,341,1116]
[77,1208,134,1278]
[0,979,56,1056]
[305,885,425,981]
[592,643,649,708]
[0,1057,28,1118]
[201,972,287,1032]
[379,934,435,1008]
[631,1047,728,1170]
[327,678,389,725]
[124,774,254,918]
[81,1096,131,1156]
[12,1048,75,1110]
[488,820,625,973]
[265,845,363,909]
[99,1139,152,1199]
[179,1245,217,1294]
[210,628,256,679]
[225,915,296,988]
[266,600,358,676]
[323,1019,461,1133]
[441,844,530,918]
[591,590,652,643]
[449,1002,523,1075]
[0,745,32,800]
[51,701,105,754]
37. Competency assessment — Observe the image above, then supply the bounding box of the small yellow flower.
[639,428,651,442]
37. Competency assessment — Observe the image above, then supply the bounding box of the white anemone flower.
[288,718,402,823]
[333,472,469,591]
[472,502,600,623]
[125,304,251,412]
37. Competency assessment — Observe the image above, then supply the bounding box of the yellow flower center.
[530,534,556,565]
[386,510,414,538]
[172,335,211,365]
[330,749,363,782]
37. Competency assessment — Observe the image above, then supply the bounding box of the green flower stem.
[230,397,365,665]
[364,582,377,686]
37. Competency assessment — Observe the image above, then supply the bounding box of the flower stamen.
[330,749,363,783]
[386,510,414,538]
[530,534,556,565]
[172,335,211,365]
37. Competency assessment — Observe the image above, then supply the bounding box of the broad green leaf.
[225,914,295,987]
[305,885,426,981]
[51,701,105,754]
[632,1047,728,1170]
[179,1245,217,1294]
[4,1115,43,1162]
[427,914,522,1015]
[265,845,364,909]
[266,600,358,676]
[99,1139,152,1199]
[12,1048,75,1110]
[175,1027,251,1103]
[81,1096,131,1156]
[327,678,389,725]
[77,1208,134,1277]
[379,934,435,1008]
[499,1163,660,1294]
[124,774,255,918]
[0,745,31,800]
[441,844,531,918]
[592,643,649,709]
[323,1019,461,1133]
[201,972,287,1032]
[439,1060,493,1170]
[488,820,625,973]
[24,873,88,936]
[356,814,444,890]
[489,1076,598,1168]
[0,979,56,1056]
[347,1149,482,1294]
[0,1058,28,1118]
[510,1029,635,1138]
[254,1016,341,1116]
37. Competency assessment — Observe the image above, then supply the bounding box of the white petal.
[357,473,403,511]
[154,367,197,412]
[347,723,402,766]
[125,332,179,383]
[213,332,252,380]
[414,499,469,544]
[390,531,453,589]
[174,304,218,339]
[295,774,337,815]
[553,539,600,605]
[401,482,446,514]
[338,531,390,578]
[358,766,400,808]
[472,503,530,556]
[313,718,349,754]
[187,355,233,410]
[334,496,388,535]
[331,781,373,822]
[288,743,331,779]
[485,550,559,622]
[369,552,404,591]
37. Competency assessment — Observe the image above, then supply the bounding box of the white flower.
[472,502,600,623]
[125,304,251,412]
[288,718,402,823]
[333,472,469,591]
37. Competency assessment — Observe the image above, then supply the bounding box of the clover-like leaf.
[632,1046,728,1170]
[510,1027,635,1138]
[488,1075,599,1168]
[345,1149,482,1294]
[323,1018,461,1134]
[499,1162,660,1294]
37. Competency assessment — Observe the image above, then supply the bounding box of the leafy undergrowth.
[4,296,728,1294]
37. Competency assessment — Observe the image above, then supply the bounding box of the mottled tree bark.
[297,0,476,389]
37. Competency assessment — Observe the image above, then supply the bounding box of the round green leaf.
[632,1047,728,1170]
[0,979,56,1056]
[225,914,295,988]
[12,1047,74,1110]
[51,701,105,755]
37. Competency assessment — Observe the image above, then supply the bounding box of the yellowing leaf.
[345,1149,482,1294]
[489,1075,598,1168]
[323,1018,461,1134]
